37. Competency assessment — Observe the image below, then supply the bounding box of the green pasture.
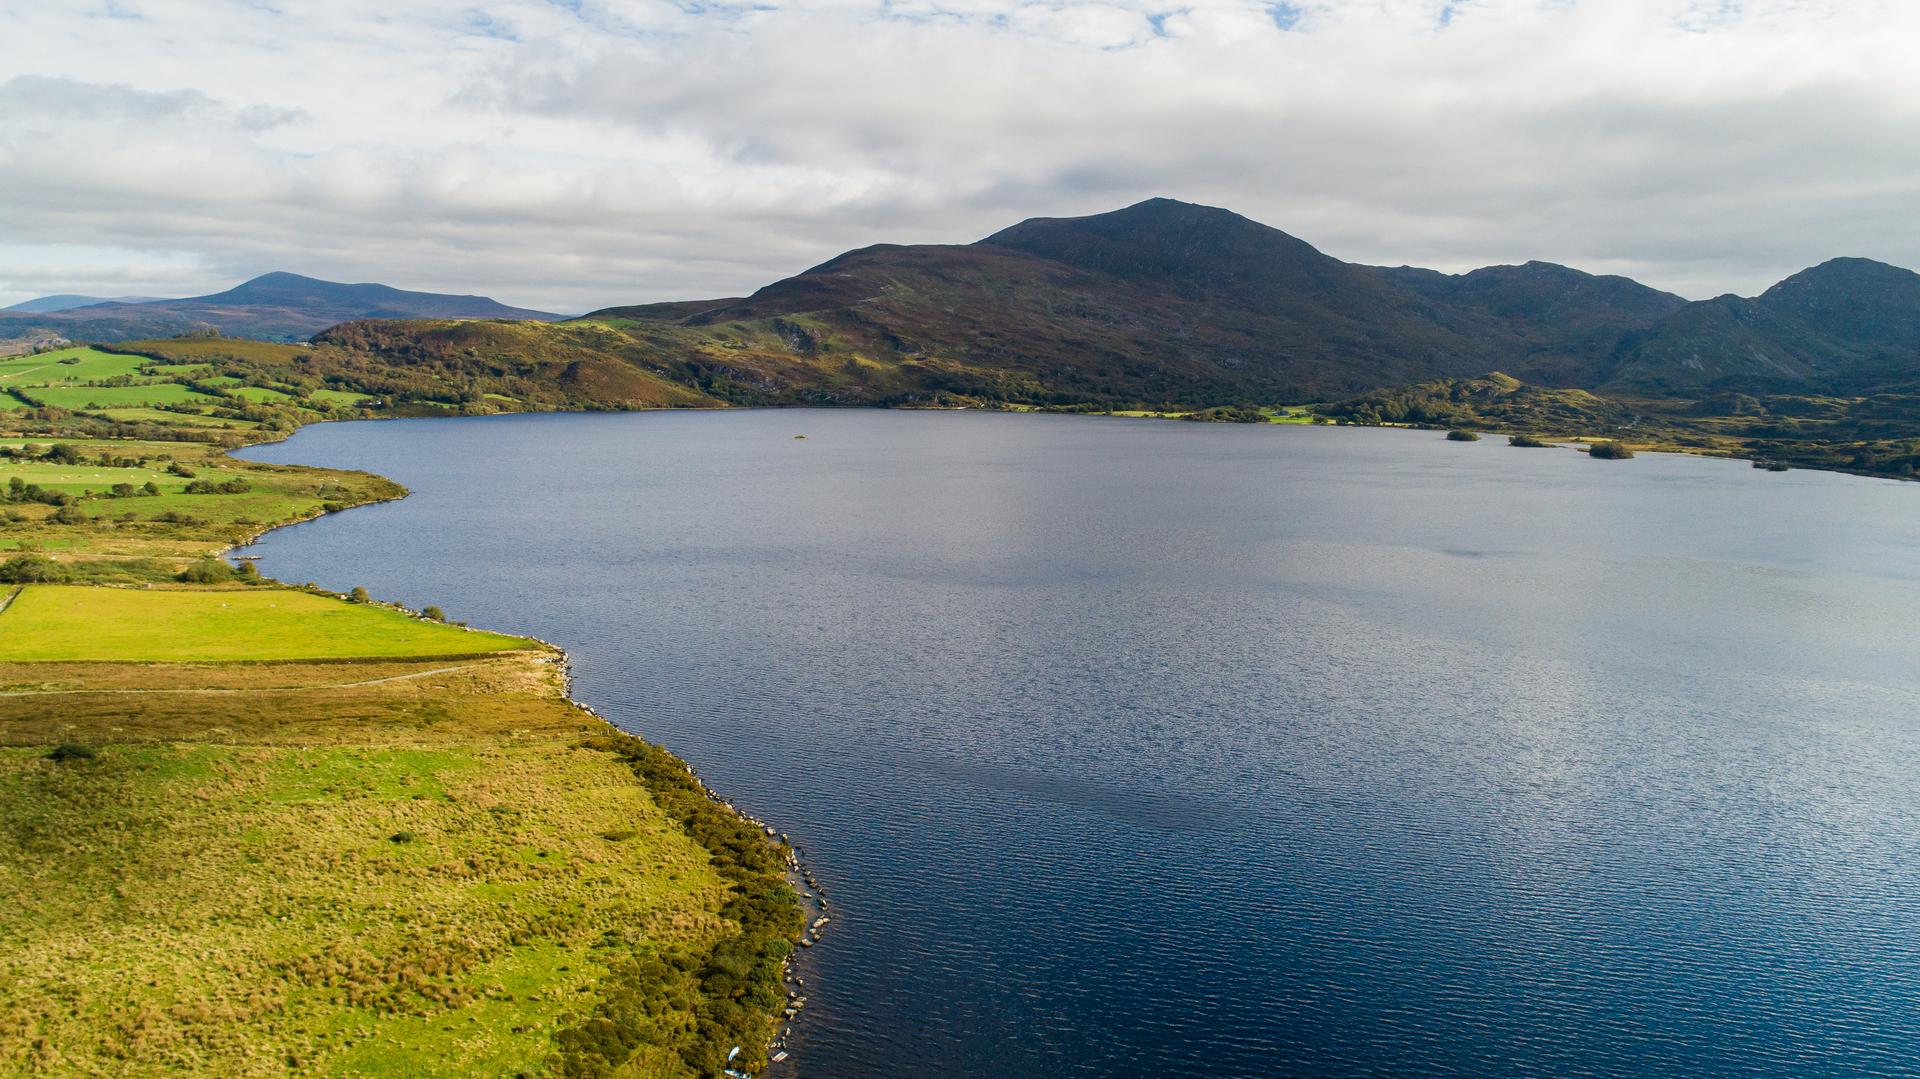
[26,384,218,410]
[310,388,375,407]
[0,348,151,385]
[0,585,534,662]
[92,406,259,428]
[228,385,297,404]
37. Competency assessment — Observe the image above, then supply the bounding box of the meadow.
[0,585,532,662]
[0,639,792,1077]
[0,436,403,562]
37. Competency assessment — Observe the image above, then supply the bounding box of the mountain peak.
[974,197,1339,300]
[1762,256,1918,297]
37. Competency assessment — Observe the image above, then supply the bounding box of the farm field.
[0,348,151,384]
[0,436,403,561]
[0,585,534,661]
[93,406,260,428]
[26,383,219,409]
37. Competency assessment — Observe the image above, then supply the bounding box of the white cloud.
[2,0,1918,311]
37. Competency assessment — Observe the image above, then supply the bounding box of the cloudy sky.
[2,0,1917,312]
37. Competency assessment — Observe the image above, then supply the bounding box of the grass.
[227,386,298,404]
[309,389,374,408]
[92,406,260,429]
[0,336,799,1076]
[0,438,402,561]
[0,348,151,384]
[0,585,534,662]
[26,384,219,410]
[0,649,773,1077]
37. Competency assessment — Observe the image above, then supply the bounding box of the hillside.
[1609,258,1920,394]
[0,272,562,344]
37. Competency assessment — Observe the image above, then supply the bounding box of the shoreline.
[216,422,814,1077]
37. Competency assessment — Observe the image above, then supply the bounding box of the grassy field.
[92,406,260,429]
[228,386,297,404]
[0,436,403,561]
[0,641,796,1077]
[0,348,152,384]
[26,384,220,410]
[0,585,533,662]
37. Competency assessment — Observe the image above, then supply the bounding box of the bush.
[1509,434,1551,448]
[47,743,97,763]
[49,505,89,525]
[178,559,236,583]
[1446,430,1480,442]
[184,478,252,495]
[1588,441,1635,459]
[421,606,446,622]
[348,586,371,604]
[389,831,415,844]
[0,554,69,583]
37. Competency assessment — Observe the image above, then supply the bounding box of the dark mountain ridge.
[586,198,1872,400]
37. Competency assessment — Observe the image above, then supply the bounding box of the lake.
[239,409,1920,1078]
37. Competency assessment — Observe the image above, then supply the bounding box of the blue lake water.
[239,409,1920,1078]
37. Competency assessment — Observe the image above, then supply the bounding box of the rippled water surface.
[240,409,1920,1078]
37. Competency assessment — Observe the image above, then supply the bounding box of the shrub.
[47,743,97,763]
[389,831,415,844]
[184,478,252,495]
[421,605,446,622]
[1588,441,1635,459]
[0,554,69,583]
[1446,430,1480,442]
[348,586,371,604]
[178,559,236,583]
[167,463,197,478]
[49,505,89,525]
[1509,434,1551,448]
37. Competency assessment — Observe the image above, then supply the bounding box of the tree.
[348,586,371,603]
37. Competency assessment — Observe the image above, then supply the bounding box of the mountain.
[1368,261,1688,384]
[567,199,1710,401]
[0,272,562,343]
[3,294,168,314]
[1608,258,1920,393]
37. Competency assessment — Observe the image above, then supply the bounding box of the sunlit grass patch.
[27,384,218,410]
[0,347,150,384]
[0,585,534,662]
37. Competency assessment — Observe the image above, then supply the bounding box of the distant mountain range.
[0,272,562,343]
[14,199,1920,424]
[2,294,169,314]
[561,198,1920,403]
